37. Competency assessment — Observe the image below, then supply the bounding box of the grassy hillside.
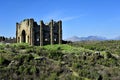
[0,41,120,80]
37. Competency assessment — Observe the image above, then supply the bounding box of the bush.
[14,54,34,64]
[0,56,10,65]
[11,43,30,49]
[106,51,112,58]
[48,51,64,60]
[30,66,37,74]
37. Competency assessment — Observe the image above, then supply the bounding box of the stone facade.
[16,18,62,46]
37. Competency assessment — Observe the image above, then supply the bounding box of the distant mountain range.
[113,36,120,40]
[66,36,120,42]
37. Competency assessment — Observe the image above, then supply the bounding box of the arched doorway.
[21,30,26,43]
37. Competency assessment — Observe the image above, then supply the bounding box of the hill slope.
[0,42,120,80]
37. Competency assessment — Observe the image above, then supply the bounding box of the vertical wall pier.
[50,20,54,45]
[29,19,34,45]
[40,20,43,46]
[16,23,19,43]
[58,20,62,44]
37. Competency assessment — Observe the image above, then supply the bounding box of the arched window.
[21,30,26,43]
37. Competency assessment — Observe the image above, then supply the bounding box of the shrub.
[48,51,64,60]
[0,56,10,65]
[106,51,112,59]
[18,66,24,73]
[14,54,34,64]
[11,43,30,49]
[30,66,37,74]
[0,44,5,50]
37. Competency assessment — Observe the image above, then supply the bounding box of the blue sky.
[0,0,120,39]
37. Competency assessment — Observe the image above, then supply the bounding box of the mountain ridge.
[66,36,120,42]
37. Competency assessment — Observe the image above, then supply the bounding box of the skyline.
[0,0,120,39]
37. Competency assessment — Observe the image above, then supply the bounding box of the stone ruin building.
[16,18,62,46]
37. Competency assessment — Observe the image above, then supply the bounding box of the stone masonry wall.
[16,18,62,46]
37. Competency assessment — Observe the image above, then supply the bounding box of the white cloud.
[42,11,85,22]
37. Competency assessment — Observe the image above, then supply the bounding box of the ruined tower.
[16,18,62,46]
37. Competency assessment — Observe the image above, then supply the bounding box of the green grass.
[43,44,94,54]
[1,41,120,80]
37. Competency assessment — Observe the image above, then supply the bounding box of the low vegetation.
[1,41,120,80]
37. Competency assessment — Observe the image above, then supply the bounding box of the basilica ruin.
[16,18,62,46]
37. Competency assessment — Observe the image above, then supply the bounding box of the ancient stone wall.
[16,18,62,46]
